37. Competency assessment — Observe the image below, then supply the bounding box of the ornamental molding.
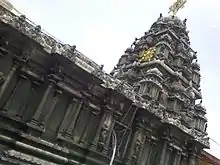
[4,150,59,165]
[0,5,209,147]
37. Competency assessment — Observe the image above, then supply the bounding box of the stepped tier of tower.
[111,14,208,146]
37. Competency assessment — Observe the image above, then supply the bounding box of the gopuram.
[0,0,209,165]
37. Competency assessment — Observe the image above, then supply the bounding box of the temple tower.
[111,14,203,126]
[110,2,209,165]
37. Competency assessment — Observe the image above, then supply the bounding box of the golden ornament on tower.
[138,47,156,62]
[168,0,187,16]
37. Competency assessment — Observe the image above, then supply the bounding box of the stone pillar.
[79,105,100,145]
[180,153,188,165]
[103,113,115,153]
[30,84,54,125]
[195,155,201,165]
[42,89,62,126]
[17,79,41,120]
[158,136,169,165]
[29,75,57,127]
[140,136,154,165]
[91,106,114,153]
[164,145,173,165]
[188,144,198,165]
[189,153,196,165]
[122,130,132,159]
[0,63,19,108]
[15,73,33,117]
[65,100,83,138]
[126,121,145,165]
[173,151,181,165]
[145,139,156,165]
[136,133,147,165]
[57,97,80,136]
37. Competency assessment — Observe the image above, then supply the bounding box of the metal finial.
[168,0,187,16]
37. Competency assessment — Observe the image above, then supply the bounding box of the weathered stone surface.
[0,4,209,165]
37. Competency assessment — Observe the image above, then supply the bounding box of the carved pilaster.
[41,89,62,126]
[127,120,145,165]
[79,104,100,145]
[29,74,59,127]
[145,138,156,165]
[91,106,114,153]
[173,151,182,165]
[181,152,188,165]
[164,145,173,165]
[195,154,201,165]
[29,83,54,126]
[188,143,198,165]
[136,133,147,165]
[16,79,40,119]
[158,136,169,165]
[98,110,114,153]
[189,152,196,165]
[65,100,83,138]
[57,97,80,136]
[103,113,115,153]
[0,63,19,108]
[140,136,154,165]
[120,130,130,158]
[14,73,30,117]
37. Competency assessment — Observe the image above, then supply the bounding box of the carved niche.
[97,112,113,151]
[132,131,143,159]
[158,91,167,107]
[139,68,163,100]
[170,77,184,93]
[128,125,146,165]
[192,71,200,85]
[155,41,172,60]
[180,111,193,128]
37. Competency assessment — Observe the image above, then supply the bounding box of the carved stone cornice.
[4,150,59,165]
[0,134,81,165]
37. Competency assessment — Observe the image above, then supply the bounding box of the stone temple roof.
[154,15,187,28]
[0,5,209,148]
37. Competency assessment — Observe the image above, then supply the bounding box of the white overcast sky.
[8,0,220,158]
